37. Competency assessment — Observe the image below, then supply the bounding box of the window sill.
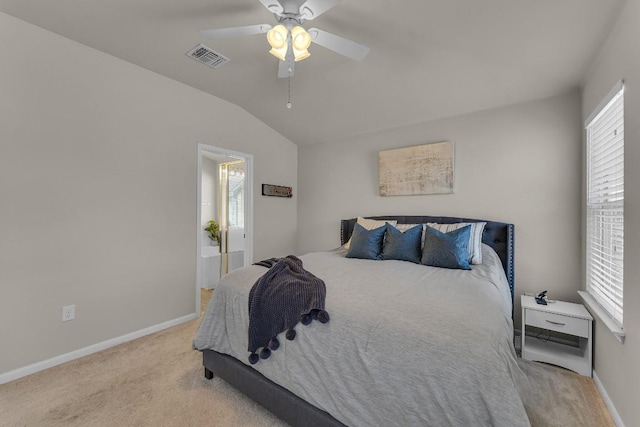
[578,291,625,344]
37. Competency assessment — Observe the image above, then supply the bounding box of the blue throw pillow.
[346,223,386,260]
[421,225,471,270]
[381,223,422,264]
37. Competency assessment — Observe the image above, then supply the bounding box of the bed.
[193,215,529,426]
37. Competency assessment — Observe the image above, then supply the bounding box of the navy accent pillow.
[381,223,422,264]
[346,223,386,260]
[421,225,472,270]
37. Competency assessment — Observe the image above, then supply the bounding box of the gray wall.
[581,0,640,424]
[0,13,297,375]
[298,91,583,330]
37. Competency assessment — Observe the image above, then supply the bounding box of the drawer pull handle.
[546,320,565,326]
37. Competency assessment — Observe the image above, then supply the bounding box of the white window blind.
[228,166,245,228]
[585,82,624,327]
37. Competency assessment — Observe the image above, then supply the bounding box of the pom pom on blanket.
[248,353,259,365]
[317,310,330,324]
[309,309,330,323]
[300,313,312,325]
[286,329,296,341]
[268,337,280,351]
[260,348,271,359]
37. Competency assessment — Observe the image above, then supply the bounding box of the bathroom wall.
[201,156,218,245]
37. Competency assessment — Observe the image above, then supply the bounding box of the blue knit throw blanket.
[247,255,329,364]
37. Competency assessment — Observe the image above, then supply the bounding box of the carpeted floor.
[0,290,614,427]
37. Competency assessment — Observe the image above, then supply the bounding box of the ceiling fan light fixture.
[201,0,369,78]
[267,24,287,48]
[291,26,311,61]
[269,45,288,61]
[267,24,288,60]
[293,49,310,62]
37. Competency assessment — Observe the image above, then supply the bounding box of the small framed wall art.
[262,184,293,198]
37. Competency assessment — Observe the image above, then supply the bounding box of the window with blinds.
[585,82,624,327]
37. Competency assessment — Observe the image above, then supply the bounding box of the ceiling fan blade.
[299,0,338,20]
[200,24,272,40]
[308,28,370,61]
[258,0,284,15]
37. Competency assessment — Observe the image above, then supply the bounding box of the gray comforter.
[193,245,530,426]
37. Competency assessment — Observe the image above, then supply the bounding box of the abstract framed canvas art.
[379,141,454,196]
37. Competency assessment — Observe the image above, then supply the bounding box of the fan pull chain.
[287,74,292,109]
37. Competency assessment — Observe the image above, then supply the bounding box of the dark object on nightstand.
[535,290,548,305]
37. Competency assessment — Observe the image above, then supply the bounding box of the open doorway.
[196,144,253,314]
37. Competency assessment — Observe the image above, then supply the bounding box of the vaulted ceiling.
[0,0,625,145]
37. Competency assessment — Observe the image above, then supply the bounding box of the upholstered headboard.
[340,216,515,313]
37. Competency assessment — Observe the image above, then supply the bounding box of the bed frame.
[202,215,515,427]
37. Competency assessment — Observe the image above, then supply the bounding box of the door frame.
[196,143,253,314]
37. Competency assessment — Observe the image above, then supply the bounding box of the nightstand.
[521,295,593,377]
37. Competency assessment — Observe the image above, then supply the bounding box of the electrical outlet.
[62,304,75,322]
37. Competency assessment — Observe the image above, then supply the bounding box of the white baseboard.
[593,370,625,427]
[0,312,198,385]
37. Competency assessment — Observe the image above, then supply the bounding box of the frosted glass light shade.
[291,26,311,61]
[267,24,288,60]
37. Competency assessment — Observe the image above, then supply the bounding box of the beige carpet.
[0,290,614,427]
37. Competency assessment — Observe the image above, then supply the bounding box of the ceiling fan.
[200,0,370,78]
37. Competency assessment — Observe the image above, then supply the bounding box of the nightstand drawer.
[526,309,589,338]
